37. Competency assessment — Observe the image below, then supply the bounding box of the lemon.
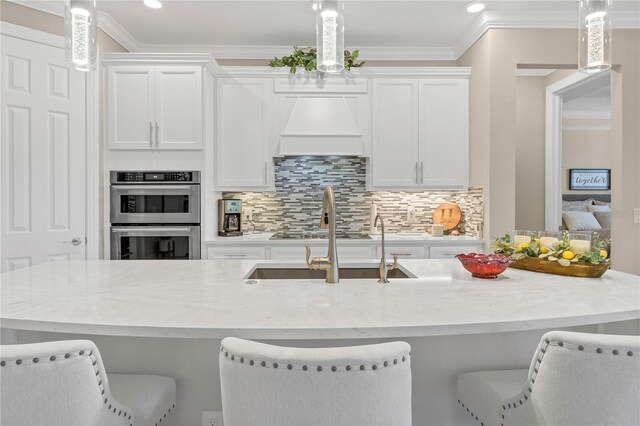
[534,238,540,244]
[517,242,530,252]
[600,249,608,258]
[540,246,549,254]
[562,250,575,260]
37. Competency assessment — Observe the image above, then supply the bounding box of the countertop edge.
[3,310,638,340]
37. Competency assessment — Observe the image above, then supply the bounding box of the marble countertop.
[206,232,484,245]
[1,260,638,339]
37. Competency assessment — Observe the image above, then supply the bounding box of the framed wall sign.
[569,169,611,190]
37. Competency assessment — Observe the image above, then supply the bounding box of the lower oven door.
[111,226,201,260]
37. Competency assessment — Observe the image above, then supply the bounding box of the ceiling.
[11,0,640,59]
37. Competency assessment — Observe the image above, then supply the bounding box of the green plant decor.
[269,46,365,74]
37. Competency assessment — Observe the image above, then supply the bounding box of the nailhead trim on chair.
[0,349,139,426]
[497,340,636,426]
[219,346,410,373]
[456,398,485,426]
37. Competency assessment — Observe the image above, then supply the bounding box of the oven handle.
[111,185,198,191]
[111,227,192,233]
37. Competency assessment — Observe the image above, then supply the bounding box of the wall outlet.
[244,206,253,221]
[406,205,416,221]
[635,208,640,224]
[203,411,224,426]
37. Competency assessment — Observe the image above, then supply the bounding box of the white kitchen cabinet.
[216,78,272,190]
[419,79,468,188]
[429,245,479,259]
[369,77,469,190]
[376,245,425,259]
[271,244,373,261]
[207,246,267,260]
[107,65,202,150]
[107,66,155,150]
[371,79,420,187]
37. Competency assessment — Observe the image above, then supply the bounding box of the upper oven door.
[110,184,200,224]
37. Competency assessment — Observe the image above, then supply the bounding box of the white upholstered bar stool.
[456,331,640,426]
[0,340,176,426]
[219,337,412,426]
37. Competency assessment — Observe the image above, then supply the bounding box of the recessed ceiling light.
[144,0,163,9]
[466,2,485,13]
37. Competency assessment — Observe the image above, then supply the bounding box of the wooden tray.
[433,203,462,230]
[509,257,611,278]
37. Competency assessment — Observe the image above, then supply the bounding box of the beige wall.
[1,0,127,258]
[562,130,612,194]
[515,76,546,231]
[458,28,639,275]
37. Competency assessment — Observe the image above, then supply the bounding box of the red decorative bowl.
[455,253,513,279]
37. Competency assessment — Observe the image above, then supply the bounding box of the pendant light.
[65,0,97,72]
[315,0,344,73]
[578,0,612,73]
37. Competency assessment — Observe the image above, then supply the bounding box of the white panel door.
[155,66,202,150]
[371,79,420,188]
[419,78,469,188]
[107,65,155,149]
[1,35,86,271]
[216,78,272,189]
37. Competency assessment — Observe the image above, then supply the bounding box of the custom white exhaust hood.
[273,78,370,157]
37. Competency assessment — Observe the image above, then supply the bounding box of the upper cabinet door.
[419,78,469,188]
[216,78,272,189]
[107,66,155,150]
[370,79,420,188]
[155,66,203,150]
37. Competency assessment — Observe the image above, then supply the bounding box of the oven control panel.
[111,171,200,184]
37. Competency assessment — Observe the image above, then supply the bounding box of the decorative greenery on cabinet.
[269,46,365,74]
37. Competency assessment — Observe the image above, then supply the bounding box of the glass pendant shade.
[578,0,612,73]
[316,0,344,73]
[65,0,97,72]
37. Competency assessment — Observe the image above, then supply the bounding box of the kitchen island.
[2,259,639,425]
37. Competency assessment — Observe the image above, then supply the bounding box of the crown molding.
[101,52,222,75]
[453,9,640,58]
[516,68,557,77]
[5,0,141,52]
[134,44,456,61]
[216,66,471,78]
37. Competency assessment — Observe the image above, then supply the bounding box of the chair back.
[219,337,412,426]
[503,331,640,425]
[1,340,131,426]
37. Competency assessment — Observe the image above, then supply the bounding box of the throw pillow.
[562,211,602,231]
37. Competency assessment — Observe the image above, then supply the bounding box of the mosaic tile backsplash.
[223,157,484,238]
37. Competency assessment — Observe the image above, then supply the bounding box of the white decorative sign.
[569,169,610,190]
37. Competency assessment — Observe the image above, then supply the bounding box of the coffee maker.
[218,199,243,236]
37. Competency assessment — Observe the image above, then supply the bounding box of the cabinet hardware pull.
[415,162,418,184]
[225,254,248,257]
[155,122,159,147]
[420,162,424,184]
[149,122,153,147]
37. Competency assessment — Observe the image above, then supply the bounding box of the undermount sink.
[245,266,413,280]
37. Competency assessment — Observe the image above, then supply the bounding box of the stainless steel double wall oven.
[110,171,201,260]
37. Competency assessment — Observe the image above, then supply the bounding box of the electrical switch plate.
[244,207,253,221]
[634,208,640,224]
[203,411,224,426]
[406,206,416,221]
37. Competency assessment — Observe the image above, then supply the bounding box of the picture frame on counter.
[569,169,610,191]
